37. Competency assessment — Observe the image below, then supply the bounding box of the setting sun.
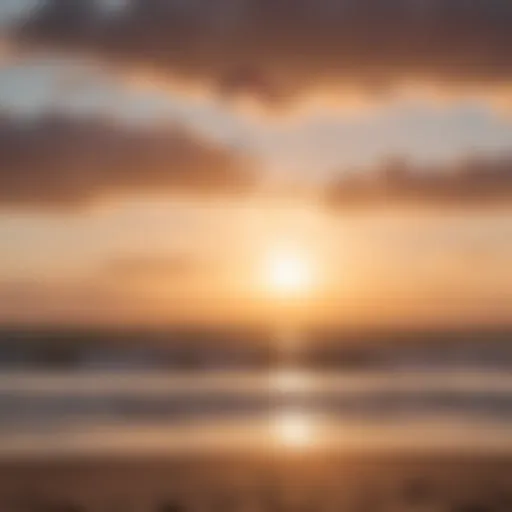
[265,250,315,296]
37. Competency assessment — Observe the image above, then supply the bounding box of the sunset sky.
[0,0,511,327]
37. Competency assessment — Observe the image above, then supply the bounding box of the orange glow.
[264,249,315,297]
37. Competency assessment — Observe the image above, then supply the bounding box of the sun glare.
[274,411,313,449]
[265,250,314,296]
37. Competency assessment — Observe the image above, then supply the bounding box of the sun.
[265,249,314,296]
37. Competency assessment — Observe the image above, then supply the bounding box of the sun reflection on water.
[274,411,314,449]
[271,369,312,393]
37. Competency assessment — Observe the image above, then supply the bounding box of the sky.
[0,0,511,327]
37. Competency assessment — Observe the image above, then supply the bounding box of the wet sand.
[1,452,512,511]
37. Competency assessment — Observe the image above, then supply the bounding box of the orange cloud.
[327,154,512,209]
[0,111,254,209]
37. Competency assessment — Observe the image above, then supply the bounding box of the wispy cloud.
[101,254,213,287]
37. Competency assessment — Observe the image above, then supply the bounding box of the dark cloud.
[0,111,254,209]
[326,154,512,209]
[11,0,512,105]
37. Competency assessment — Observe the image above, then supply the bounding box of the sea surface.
[1,366,512,457]
[0,328,510,457]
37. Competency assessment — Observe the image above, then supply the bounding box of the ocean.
[0,328,511,458]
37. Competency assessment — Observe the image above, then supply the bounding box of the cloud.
[102,254,210,282]
[10,0,512,107]
[326,154,512,209]
[101,253,246,299]
[0,278,126,324]
[0,111,254,209]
